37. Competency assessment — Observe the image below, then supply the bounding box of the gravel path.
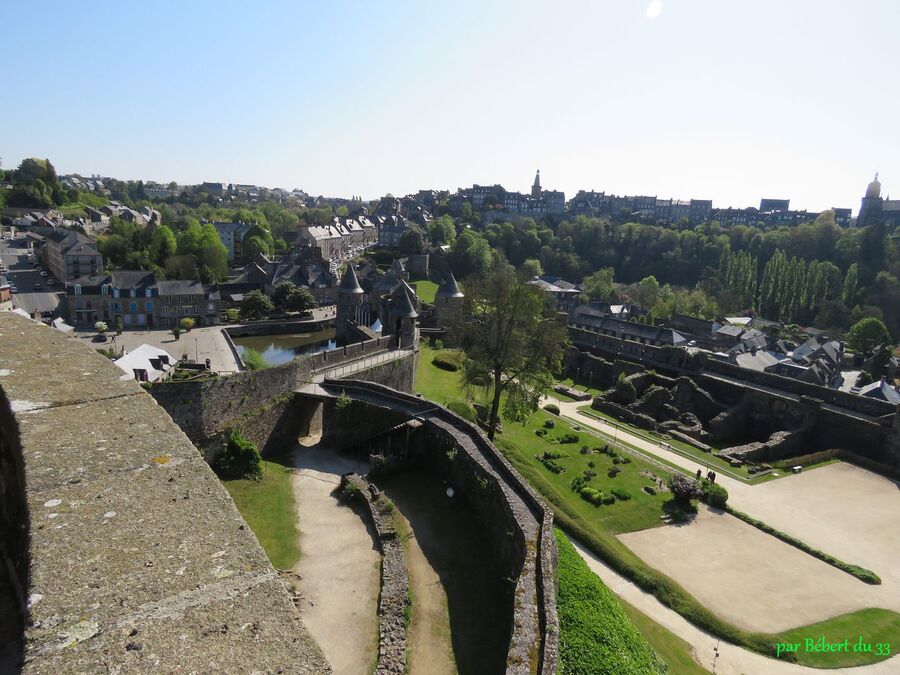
[293,444,380,675]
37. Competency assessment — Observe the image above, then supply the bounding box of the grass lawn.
[556,377,605,399]
[222,455,299,569]
[414,279,439,304]
[414,347,900,669]
[555,530,666,674]
[417,347,671,535]
[619,600,710,674]
[775,608,899,668]
[575,404,785,484]
[415,346,469,405]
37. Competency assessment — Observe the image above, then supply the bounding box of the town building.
[38,230,104,281]
[66,272,220,329]
[114,344,176,383]
[213,221,253,263]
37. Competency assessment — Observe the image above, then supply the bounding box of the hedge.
[432,350,461,372]
[725,506,881,584]
[544,403,560,415]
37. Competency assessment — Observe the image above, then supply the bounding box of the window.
[113,289,120,298]
[130,303,137,312]
[130,288,136,298]
[161,306,168,316]
[146,301,153,311]
[145,288,152,298]
[112,303,120,311]
[73,284,82,295]
[101,284,109,295]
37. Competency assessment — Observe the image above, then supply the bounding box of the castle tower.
[390,283,419,349]
[336,264,365,345]
[857,173,884,228]
[531,169,542,199]
[433,272,464,328]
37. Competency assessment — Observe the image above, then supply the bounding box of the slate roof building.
[569,305,686,346]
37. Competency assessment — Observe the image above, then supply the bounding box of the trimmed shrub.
[544,420,556,429]
[432,350,461,372]
[579,486,605,506]
[607,466,622,478]
[642,485,657,496]
[611,489,631,501]
[667,473,701,503]
[558,433,580,444]
[700,480,729,509]
[535,428,548,437]
[215,431,262,480]
[544,403,560,415]
[601,493,616,505]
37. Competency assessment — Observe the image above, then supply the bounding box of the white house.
[113,344,176,383]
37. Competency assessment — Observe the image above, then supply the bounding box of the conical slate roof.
[338,264,364,294]
[390,283,418,318]
[390,258,406,275]
[436,273,464,298]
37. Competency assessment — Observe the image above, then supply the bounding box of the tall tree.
[846,317,892,354]
[451,264,568,440]
[582,267,615,300]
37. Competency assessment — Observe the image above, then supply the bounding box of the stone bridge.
[309,379,560,675]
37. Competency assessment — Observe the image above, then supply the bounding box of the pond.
[233,329,336,366]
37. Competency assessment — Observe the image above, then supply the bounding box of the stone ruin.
[564,347,813,468]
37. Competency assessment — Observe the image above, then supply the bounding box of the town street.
[1,236,62,316]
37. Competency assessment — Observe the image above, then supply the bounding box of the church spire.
[531,169,541,198]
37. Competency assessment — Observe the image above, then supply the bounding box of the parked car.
[39,271,48,277]
[47,279,56,286]
[10,286,18,294]
[33,282,42,290]
[91,333,109,343]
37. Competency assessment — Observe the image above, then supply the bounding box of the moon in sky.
[646,1,663,19]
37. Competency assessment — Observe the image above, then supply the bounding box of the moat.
[233,328,337,366]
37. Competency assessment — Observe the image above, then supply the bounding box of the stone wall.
[0,312,330,673]
[325,380,559,675]
[568,329,900,468]
[0,384,27,670]
[149,337,416,460]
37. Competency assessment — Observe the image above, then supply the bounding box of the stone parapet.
[0,313,330,673]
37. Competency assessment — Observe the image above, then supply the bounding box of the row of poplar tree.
[718,249,858,324]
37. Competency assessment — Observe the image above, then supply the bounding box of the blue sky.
[1,1,897,211]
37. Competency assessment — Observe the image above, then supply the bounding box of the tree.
[634,275,660,308]
[149,225,177,265]
[428,215,456,247]
[240,290,274,320]
[520,258,543,279]
[451,263,568,440]
[242,235,270,262]
[667,473,702,505]
[399,228,427,255]
[450,231,493,278]
[285,286,316,313]
[179,317,195,332]
[846,317,892,354]
[94,321,108,334]
[272,280,298,310]
[582,268,615,300]
[165,254,199,280]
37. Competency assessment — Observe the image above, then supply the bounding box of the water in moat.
[233,328,336,366]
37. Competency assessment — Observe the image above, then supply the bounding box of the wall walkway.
[0,313,330,673]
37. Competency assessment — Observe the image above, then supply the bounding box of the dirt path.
[392,508,456,675]
[619,504,889,632]
[569,536,899,675]
[380,472,510,675]
[292,443,380,675]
